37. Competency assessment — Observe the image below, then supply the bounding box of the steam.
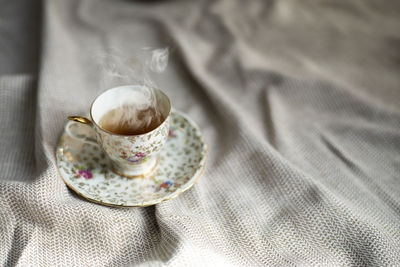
[95,47,169,134]
[97,47,169,89]
[149,48,169,73]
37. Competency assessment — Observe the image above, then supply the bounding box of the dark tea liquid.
[98,105,164,135]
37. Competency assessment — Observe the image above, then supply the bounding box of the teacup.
[66,85,171,178]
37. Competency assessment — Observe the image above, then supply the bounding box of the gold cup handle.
[65,116,98,146]
[68,116,93,125]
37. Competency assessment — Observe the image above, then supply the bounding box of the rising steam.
[95,47,169,134]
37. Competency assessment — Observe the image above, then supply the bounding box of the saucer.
[56,110,207,207]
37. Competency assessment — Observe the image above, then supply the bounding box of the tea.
[98,105,164,135]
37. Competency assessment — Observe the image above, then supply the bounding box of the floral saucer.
[56,110,207,207]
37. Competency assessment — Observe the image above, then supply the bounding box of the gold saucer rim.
[57,145,207,207]
[56,110,208,207]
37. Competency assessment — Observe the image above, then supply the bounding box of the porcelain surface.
[57,110,207,207]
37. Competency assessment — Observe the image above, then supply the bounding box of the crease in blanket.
[0,0,399,266]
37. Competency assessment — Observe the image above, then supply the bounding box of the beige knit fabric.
[1,0,400,266]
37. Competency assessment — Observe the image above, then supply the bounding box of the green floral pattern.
[93,115,169,172]
[57,110,207,207]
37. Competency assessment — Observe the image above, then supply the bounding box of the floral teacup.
[66,85,171,178]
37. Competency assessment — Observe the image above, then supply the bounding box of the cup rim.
[89,85,171,137]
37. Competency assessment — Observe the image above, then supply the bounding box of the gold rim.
[89,86,172,137]
[56,110,208,207]
[56,146,207,207]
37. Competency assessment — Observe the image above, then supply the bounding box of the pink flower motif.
[121,152,148,163]
[135,152,147,158]
[77,168,93,179]
[168,129,176,138]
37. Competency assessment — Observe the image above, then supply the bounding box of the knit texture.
[1,0,400,266]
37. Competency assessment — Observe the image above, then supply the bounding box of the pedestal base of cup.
[111,156,158,178]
